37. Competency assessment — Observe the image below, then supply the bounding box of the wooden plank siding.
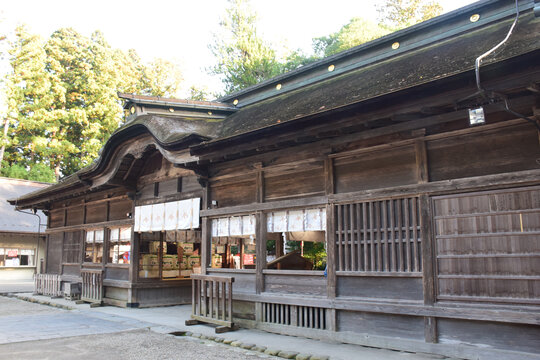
[427,123,540,182]
[210,177,256,207]
[334,145,417,193]
[433,186,540,304]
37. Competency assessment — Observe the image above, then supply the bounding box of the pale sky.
[0,0,478,98]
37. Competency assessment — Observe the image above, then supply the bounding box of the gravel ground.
[0,295,62,317]
[0,329,278,360]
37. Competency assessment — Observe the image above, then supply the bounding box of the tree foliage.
[209,0,284,93]
[211,0,442,93]
[0,161,55,182]
[377,0,443,29]
[313,18,392,58]
[1,26,184,181]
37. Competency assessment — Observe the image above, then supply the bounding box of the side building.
[0,177,48,280]
[11,1,540,358]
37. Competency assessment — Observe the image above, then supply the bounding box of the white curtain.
[134,198,201,232]
[212,215,256,237]
[267,207,326,232]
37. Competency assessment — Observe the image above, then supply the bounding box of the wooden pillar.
[420,194,437,343]
[275,234,283,258]
[201,185,211,275]
[128,198,137,285]
[326,203,336,299]
[255,211,267,294]
[324,157,337,299]
[200,217,211,275]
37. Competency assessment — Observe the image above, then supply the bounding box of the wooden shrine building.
[11,0,540,358]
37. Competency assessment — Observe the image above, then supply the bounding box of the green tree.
[27,163,55,182]
[188,85,212,101]
[3,25,52,170]
[209,0,284,93]
[0,163,27,180]
[313,18,392,57]
[3,26,185,180]
[140,58,183,98]
[377,0,443,29]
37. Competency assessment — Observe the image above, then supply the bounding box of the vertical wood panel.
[337,205,343,272]
[370,202,376,271]
[362,202,368,271]
[397,199,404,272]
[390,199,397,272]
[412,198,420,272]
[344,204,350,271]
[350,204,356,271]
[383,201,389,272]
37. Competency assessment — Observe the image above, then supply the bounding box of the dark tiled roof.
[212,13,540,142]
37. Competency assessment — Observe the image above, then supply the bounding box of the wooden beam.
[201,195,328,218]
[46,219,133,233]
[330,168,540,204]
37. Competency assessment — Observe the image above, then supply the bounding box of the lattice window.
[334,197,422,273]
[63,231,82,264]
[262,303,327,330]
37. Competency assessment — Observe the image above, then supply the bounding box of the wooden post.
[201,217,211,275]
[415,139,429,184]
[255,211,267,294]
[201,183,211,275]
[255,164,264,203]
[324,158,334,195]
[326,203,336,299]
[420,194,437,343]
[128,200,137,285]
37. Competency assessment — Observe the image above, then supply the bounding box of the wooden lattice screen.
[80,269,103,304]
[262,303,327,330]
[335,197,422,273]
[188,274,235,333]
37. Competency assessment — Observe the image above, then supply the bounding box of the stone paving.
[0,296,149,344]
[0,294,458,360]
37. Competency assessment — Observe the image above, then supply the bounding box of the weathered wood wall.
[200,118,540,358]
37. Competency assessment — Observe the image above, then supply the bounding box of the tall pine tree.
[209,0,284,93]
[3,26,184,180]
